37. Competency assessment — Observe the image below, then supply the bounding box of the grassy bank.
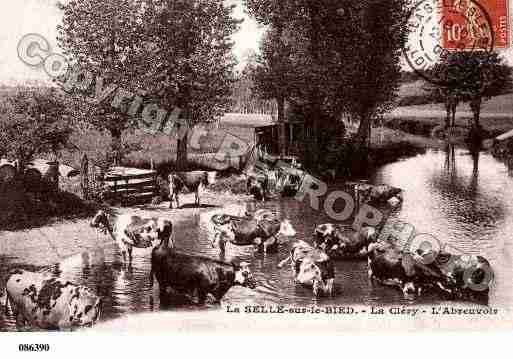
[385,93,513,140]
[0,181,100,231]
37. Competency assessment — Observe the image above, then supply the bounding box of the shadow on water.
[1,145,513,330]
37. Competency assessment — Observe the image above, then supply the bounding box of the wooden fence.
[80,154,158,205]
[103,167,158,205]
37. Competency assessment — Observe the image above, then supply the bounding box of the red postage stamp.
[442,0,510,49]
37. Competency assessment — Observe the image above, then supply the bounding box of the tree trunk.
[109,128,122,166]
[451,103,457,127]
[277,96,286,156]
[470,97,481,128]
[444,102,451,128]
[356,115,371,149]
[176,129,188,171]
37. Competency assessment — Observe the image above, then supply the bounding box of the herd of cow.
[1,171,493,331]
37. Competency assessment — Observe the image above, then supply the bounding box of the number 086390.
[18,344,50,352]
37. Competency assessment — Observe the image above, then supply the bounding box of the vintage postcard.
[1,0,513,351]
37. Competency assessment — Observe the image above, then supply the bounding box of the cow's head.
[69,288,102,327]
[279,219,296,237]
[313,224,339,251]
[153,219,174,248]
[247,176,265,201]
[233,261,257,289]
[90,210,110,235]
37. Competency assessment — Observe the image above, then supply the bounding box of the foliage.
[0,88,72,172]
[57,0,148,161]
[139,0,241,169]
[245,0,409,165]
[57,0,240,169]
[424,51,512,129]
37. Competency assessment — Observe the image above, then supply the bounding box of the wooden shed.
[254,120,304,157]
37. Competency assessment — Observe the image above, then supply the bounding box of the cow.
[90,210,173,262]
[366,241,447,299]
[209,210,296,254]
[168,171,216,208]
[149,232,257,305]
[4,269,102,330]
[313,223,377,259]
[414,247,492,304]
[355,183,403,207]
[246,174,268,202]
[277,241,335,297]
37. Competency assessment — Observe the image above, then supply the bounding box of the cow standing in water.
[90,210,172,263]
[168,171,216,208]
[5,269,102,330]
[210,210,296,254]
[313,223,377,259]
[277,241,335,297]
[150,226,257,305]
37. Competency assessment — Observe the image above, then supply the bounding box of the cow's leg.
[127,246,133,263]
[325,278,335,296]
[263,235,278,253]
[195,189,200,206]
[218,237,227,254]
[149,267,154,288]
[4,292,9,315]
[15,312,26,329]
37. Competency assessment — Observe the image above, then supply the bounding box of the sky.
[0,0,264,85]
[0,0,512,85]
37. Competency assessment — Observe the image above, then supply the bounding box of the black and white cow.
[150,231,257,305]
[356,184,404,207]
[415,248,492,303]
[313,223,377,259]
[277,241,335,297]
[209,210,296,254]
[168,171,216,208]
[90,210,172,262]
[5,269,102,330]
[366,242,430,299]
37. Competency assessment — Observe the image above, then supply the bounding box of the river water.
[1,146,513,330]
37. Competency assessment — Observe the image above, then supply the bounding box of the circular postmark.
[403,0,495,86]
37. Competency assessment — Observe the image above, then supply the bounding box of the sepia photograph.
[0,0,512,348]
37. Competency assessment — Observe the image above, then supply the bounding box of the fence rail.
[80,154,158,205]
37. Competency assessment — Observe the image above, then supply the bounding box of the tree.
[139,0,240,170]
[342,0,408,148]
[0,88,72,175]
[245,0,408,168]
[57,0,148,163]
[459,52,512,128]
[425,51,512,130]
[250,25,295,155]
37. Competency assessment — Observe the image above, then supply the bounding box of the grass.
[386,93,513,138]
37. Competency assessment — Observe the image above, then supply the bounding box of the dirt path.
[0,191,251,268]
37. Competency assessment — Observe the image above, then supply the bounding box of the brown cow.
[168,171,216,208]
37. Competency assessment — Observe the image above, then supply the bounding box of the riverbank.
[384,99,513,142]
[0,190,250,269]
